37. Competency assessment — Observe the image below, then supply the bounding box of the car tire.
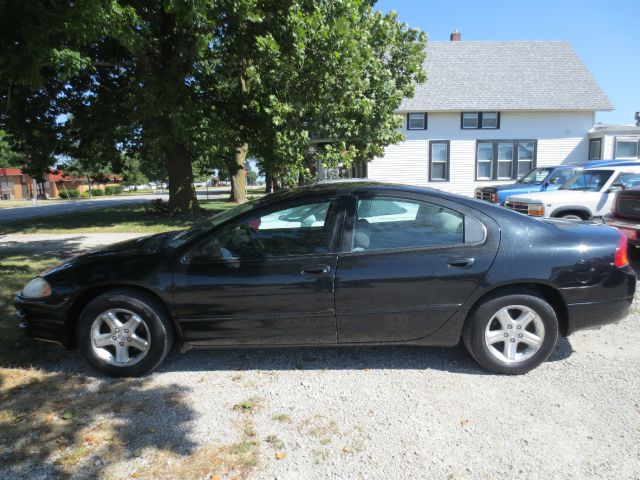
[462,288,558,375]
[77,289,174,377]
[558,213,584,221]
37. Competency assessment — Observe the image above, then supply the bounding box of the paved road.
[0,188,250,222]
[0,195,161,222]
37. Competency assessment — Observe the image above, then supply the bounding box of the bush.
[89,188,105,196]
[105,185,123,195]
[80,191,90,199]
[58,189,80,199]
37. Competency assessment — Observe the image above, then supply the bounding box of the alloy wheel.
[90,308,150,367]
[483,305,545,363]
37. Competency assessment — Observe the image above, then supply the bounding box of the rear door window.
[352,197,464,252]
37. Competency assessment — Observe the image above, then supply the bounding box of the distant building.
[0,168,32,200]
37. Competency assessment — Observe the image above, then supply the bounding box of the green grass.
[0,199,236,235]
[0,256,63,367]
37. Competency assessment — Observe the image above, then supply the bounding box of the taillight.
[614,231,628,268]
[490,193,498,203]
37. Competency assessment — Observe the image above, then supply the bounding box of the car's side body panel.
[173,253,339,346]
[334,191,501,343]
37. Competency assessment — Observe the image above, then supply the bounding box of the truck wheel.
[559,213,584,221]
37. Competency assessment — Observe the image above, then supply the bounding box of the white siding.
[367,111,594,196]
[602,134,615,159]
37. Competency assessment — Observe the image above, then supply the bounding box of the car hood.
[507,189,588,203]
[41,231,177,277]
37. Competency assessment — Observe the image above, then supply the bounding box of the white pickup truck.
[504,165,640,220]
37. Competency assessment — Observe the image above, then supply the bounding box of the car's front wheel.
[462,289,559,374]
[77,289,174,377]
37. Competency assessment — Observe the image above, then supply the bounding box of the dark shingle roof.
[399,41,613,112]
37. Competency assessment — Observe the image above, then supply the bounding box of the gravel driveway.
[2,233,639,479]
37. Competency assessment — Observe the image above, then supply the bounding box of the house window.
[476,140,537,180]
[589,138,602,160]
[462,112,479,129]
[518,141,535,176]
[429,141,450,181]
[407,113,427,130]
[497,143,514,179]
[614,138,640,159]
[462,112,500,129]
[476,142,494,179]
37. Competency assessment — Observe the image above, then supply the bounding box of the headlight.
[22,277,52,299]
[528,204,545,216]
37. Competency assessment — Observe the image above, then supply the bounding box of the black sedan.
[15,181,635,377]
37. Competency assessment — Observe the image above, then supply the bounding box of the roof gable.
[400,41,613,112]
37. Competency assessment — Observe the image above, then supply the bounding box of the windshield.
[517,167,554,184]
[165,200,259,249]
[560,170,613,192]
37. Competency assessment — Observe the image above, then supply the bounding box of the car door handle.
[301,264,331,275]
[447,257,475,269]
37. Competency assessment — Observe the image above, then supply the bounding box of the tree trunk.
[264,171,272,193]
[165,142,199,215]
[229,142,248,203]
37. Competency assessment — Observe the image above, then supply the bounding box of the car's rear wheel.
[77,289,174,377]
[462,289,558,374]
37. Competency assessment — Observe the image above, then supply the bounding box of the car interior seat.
[352,218,371,252]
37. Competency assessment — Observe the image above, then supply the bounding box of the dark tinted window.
[215,200,335,259]
[352,197,464,252]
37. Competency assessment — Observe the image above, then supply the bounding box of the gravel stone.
[2,233,639,479]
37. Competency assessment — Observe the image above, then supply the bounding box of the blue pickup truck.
[474,165,578,204]
[474,160,640,205]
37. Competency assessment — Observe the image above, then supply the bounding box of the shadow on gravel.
[152,339,575,376]
[0,370,196,479]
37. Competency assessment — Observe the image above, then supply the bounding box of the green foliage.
[0,130,23,168]
[80,191,90,199]
[0,0,427,209]
[58,189,80,199]
[104,185,123,195]
[89,188,104,196]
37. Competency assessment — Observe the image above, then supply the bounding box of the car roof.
[260,179,498,212]
[583,165,640,173]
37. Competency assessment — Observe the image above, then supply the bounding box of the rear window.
[352,197,464,252]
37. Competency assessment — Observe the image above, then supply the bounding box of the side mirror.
[609,183,625,193]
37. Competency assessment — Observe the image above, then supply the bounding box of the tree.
[0,130,23,168]
[1,1,426,211]
[121,154,148,187]
[210,1,426,201]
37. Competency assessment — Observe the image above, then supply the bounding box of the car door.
[596,171,640,215]
[172,195,347,346]
[334,192,499,343]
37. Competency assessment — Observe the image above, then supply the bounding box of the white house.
[588,120,640,161]
[365,35,614,197]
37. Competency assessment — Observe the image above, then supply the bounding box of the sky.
[375,0,639,125]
